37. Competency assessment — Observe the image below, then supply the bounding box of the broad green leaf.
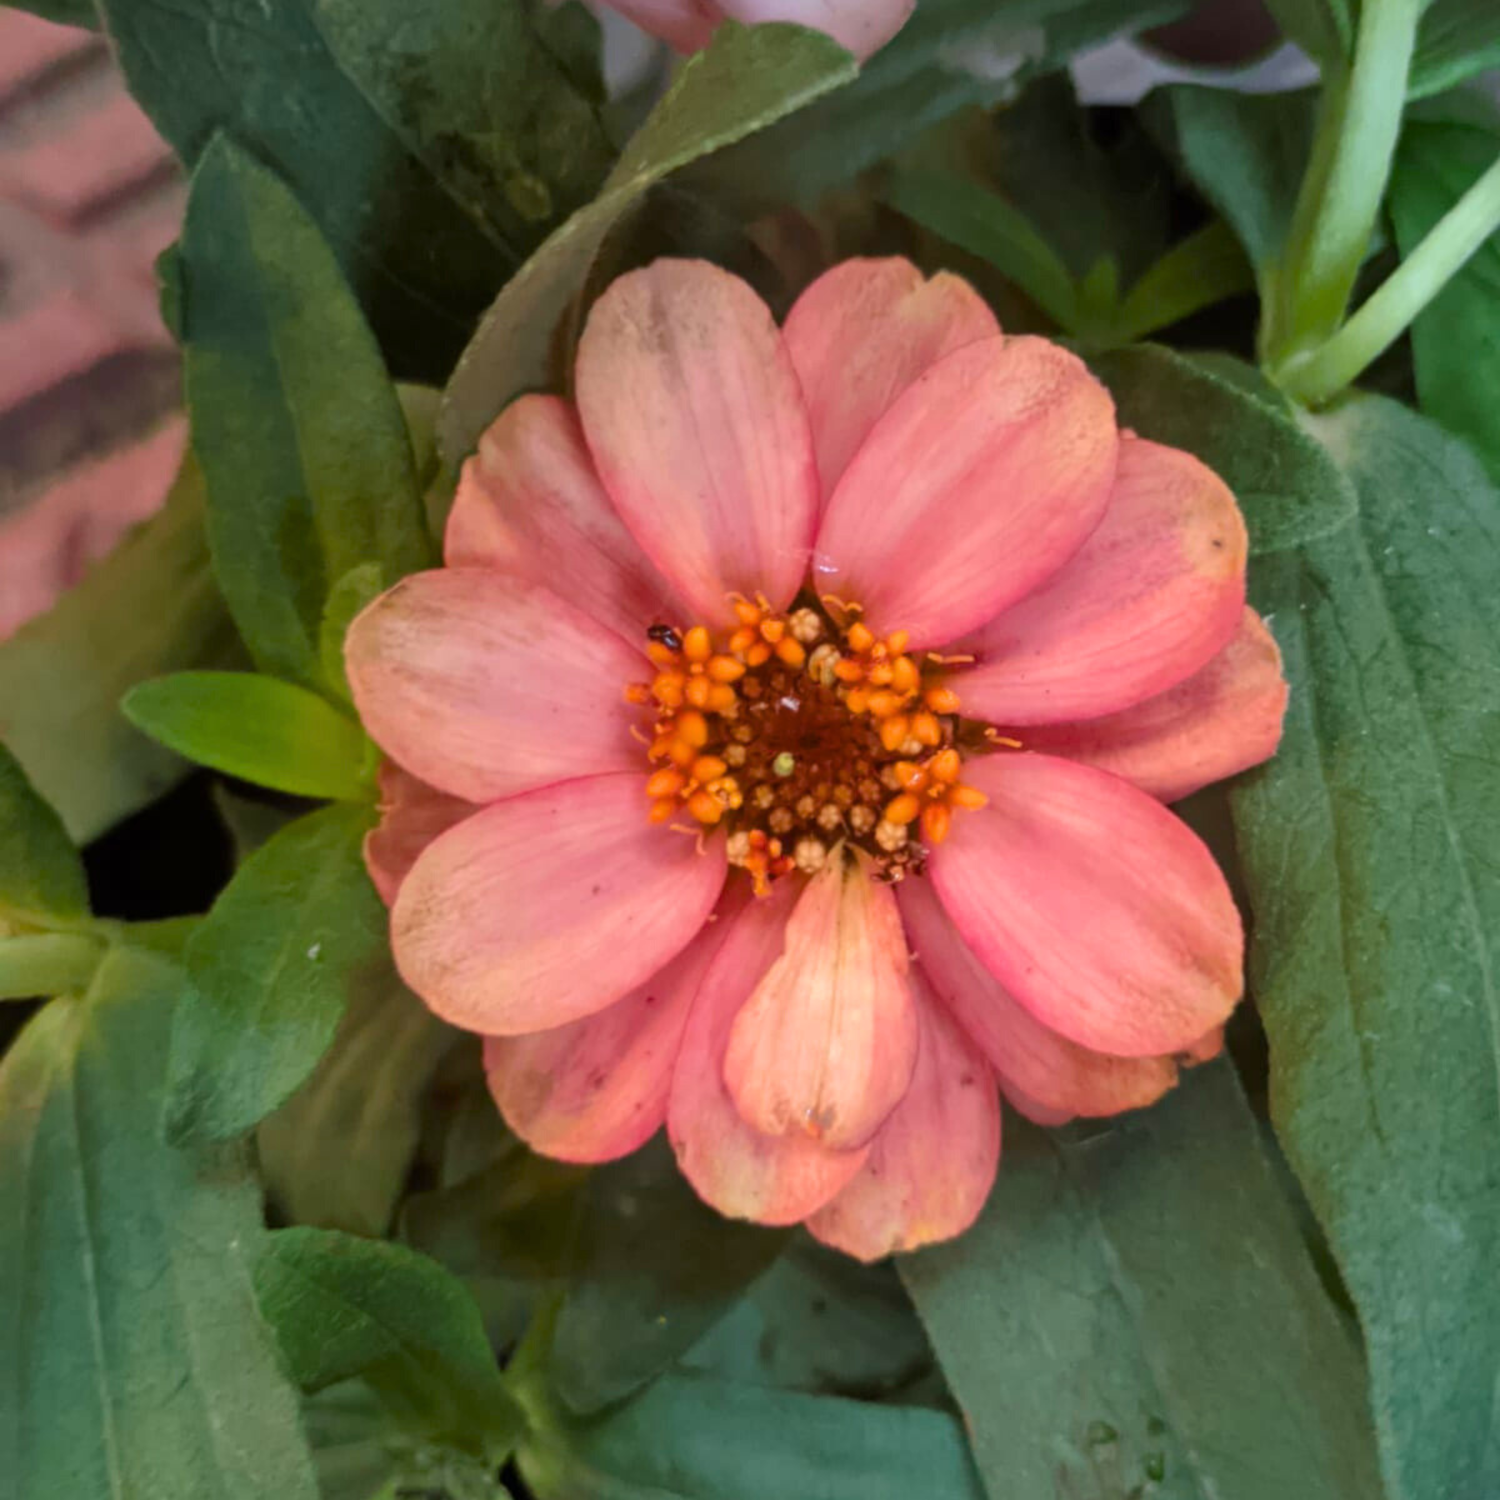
[0,448,240,843]
[1089,344,1358,553]
[98,0,610,378]
[0,946,318,1500]
[681,1237,933,1397]
[1388,117,1500,483]
[439,21,858,462]
[515,1320,984,1500]
[900,1063,1380,1500]
[256,1227,524,1453]
[0,741,89,924]
[258,973,454,1236]
[690,0,1191,219]
[1230,394,1500,1500]
[551,1135,789,1413]
[1260,0,1353,67]
[0,932,104,1001]
[1409,1,1500,99]
[123,671,373,802]
[180,137,429,689]
[5,0,98,26]
[169,802,386,1143]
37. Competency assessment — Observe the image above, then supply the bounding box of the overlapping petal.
[953,437,1247,725]
[393,773,726,1035]
[445,394,681,647]
[575,259,819,626]
[364,763,475,907]
[929,752,1242,1058]
[346,570,645,804]
[783,258,1000,501]
[812,336,1118,647]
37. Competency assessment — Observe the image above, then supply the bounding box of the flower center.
[626,597,987,892]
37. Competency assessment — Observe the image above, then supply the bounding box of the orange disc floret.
[879,744,988,845]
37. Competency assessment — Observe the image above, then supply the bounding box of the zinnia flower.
[347,257,1288,1260]
[599,0,913,62]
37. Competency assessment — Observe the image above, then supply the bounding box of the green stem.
[1280,151,1500,406]
[0,932,106,1000]
[1266,0,1423,363]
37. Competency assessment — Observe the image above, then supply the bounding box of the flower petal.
[444,395,682,647]
[723,854,918,1150]
[364,763,475,907]
[599,0,718,53]
[668,881,868,1225]
[897,875,1177,1119]
[812,336,1117,647]
[807,972,1000,1261]
[716,0,915,61]
[393,773,726,1034]
[483,918,723,1163]
[575,260,819,625]
[953,437,1247,725]
[928,752,1243,1057]
[1020,608,1289,802]
[782,258,1000,502]
[346,569,646,804]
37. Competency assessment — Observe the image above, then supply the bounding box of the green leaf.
[0,446,241,843]
[0,947,319,1500]
[97,0,611,379]
[0,741,89,925]
[320,563,388,704]
[1112,219,1256,343]
[1388,117,1500,483]
[0,932,105,1001]
[1089,344,1359,554]
[1260,0,1353,68]
[123,671,373,801]
[256,1227,525,1453]
[180,136,429,689]
[5,0,99,25]
[900,1063,1380,1500]
[1229,393,1500,1500]
[168,802,386,1143]
[258,972,454,1236]
[515,1321,984,1500]
[551,1135,790,1414]
[1409,1,1500,99]
[439,21,858,462]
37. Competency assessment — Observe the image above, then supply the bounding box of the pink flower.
[599,0,913,62]
[346,257,1287,1260]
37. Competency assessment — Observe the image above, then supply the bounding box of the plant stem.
[1265,0,1423,365]
[1280,151,1500,406]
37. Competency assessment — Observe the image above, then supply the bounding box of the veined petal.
[393,773,726,1035]
[445,395,682,647]
[954,438,1247,724]
[346,569,646,805]
[812,336,1117,648]
[724,854,918,1150]
[668,881,868,1225]
[483,918,723,1163]
[807,971,999,1261]
[1020,609,1289,802]
[897,875,1177,1118]
[782,258,1000,502]
[575,260,819,626]
[928,752,1243,1057]
[364,763,475,907]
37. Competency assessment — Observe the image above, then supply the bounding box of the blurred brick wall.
[0,9,185,637]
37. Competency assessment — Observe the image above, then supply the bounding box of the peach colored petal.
[1019,608,1289,803]
[483,917,724,1163]
[723,854,917,1150]
[600,0,718,53]
[444,395,682,648]
[812,336,1117,648]
[807,971,999,1261]
[782,258,1000,502]
[668,880,868,1225]
[575,260,819,627]
[345,569,645,804]
[364,763,476,907]
[929,752,1243,1058]
[953,437,1247,725]
[715,0,914,61]
[392,773,726,1035]
[897,874,1177,1119]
